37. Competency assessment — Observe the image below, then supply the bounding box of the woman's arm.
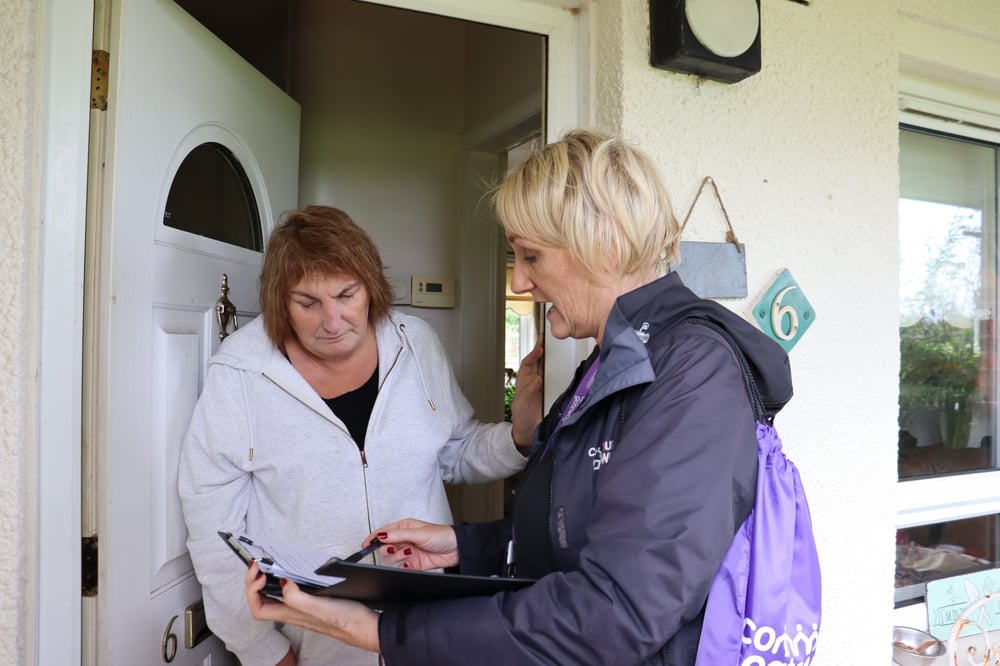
[509,344,544,453]
[425,332,534,483]
[246,564,381,653]
[240,518,478,655]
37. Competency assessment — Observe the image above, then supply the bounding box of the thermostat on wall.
[411,275,455,308]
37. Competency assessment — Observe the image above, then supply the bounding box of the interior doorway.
[172,0,546,521]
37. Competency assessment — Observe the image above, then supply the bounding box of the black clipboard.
[219,530,534,606]
[312,558,534,608]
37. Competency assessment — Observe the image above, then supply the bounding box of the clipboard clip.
[218,530,274,566]
[237,534,275,565]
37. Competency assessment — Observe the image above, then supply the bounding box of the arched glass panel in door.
[163,142,262,251]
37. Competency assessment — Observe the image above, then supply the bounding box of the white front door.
[87,0,299,663]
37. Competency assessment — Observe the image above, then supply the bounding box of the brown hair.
[259,206,394,348]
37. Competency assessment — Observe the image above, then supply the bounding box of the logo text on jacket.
[588,440,615,471]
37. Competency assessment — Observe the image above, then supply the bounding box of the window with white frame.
[896,124,1000,605]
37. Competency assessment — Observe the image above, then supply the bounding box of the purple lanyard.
[556,356,601,431]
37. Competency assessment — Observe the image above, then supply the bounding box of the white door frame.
[36,0,587,662]
[36,0,93,664]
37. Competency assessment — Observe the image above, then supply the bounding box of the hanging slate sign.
[672,176,747,298]
[675,240,747,298]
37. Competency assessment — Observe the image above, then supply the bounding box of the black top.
[323,366,378,450]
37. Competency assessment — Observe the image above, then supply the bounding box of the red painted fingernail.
[279,578,287,587]
[403,548,412,556]
[402,562,410,569]
[386,546,395,554]
[377,532,388,540]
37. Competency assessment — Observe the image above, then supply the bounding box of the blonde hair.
[493,129,680,280]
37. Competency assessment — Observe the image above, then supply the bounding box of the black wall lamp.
[649,0,812,83]
[650,0,762,84]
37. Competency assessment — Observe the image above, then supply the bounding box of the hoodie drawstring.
[398,322,436,411]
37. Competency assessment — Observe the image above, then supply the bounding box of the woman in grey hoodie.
[178,206,542,666]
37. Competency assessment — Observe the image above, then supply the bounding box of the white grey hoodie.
[178,311,526,665]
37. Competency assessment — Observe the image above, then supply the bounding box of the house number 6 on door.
[161,614,178,663]
[752,269,815,353]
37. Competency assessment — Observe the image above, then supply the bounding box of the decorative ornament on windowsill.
[947,590,1000,665]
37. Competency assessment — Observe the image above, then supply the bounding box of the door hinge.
[91,50,109,110]
[82,534,98,597]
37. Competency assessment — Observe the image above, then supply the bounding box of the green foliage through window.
[899,320,979,410]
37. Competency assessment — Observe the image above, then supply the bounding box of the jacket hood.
[611,272,793,415]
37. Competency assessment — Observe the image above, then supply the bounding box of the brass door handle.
[185,598,212,649]
[215,273,239,342]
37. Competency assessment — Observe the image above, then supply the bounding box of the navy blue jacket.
[378,273,793,665]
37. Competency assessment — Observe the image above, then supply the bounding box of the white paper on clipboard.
[220,531,345,588]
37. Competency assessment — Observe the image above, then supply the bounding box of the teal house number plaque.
[752,269,814,352]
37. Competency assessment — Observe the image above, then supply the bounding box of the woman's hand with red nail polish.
[365,517,459,571]
[244,563,381,653]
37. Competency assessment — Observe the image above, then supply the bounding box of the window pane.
[895,515,998,602]
[898,128,998,479]
[163,142,262,251]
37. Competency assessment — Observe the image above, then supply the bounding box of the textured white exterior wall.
[0,0,37,663]
[592,1,901,663]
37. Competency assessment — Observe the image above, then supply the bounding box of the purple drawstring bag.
[695,422,822,666]
[687,319,822,666]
